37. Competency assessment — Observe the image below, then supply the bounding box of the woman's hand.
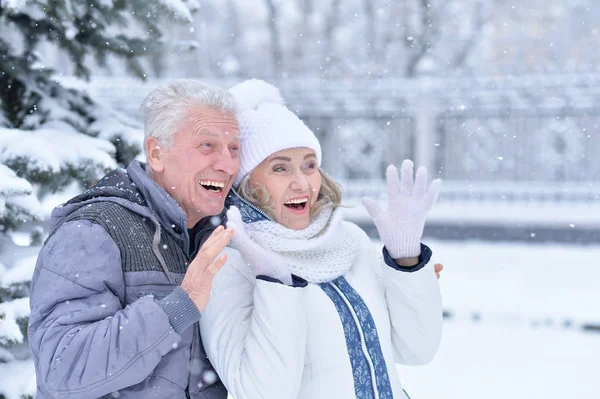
[226,206,293,285]
[362,160,441,259]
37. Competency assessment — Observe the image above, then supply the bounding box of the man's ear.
[145,137,165,173]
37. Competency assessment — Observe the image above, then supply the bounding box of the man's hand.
[226,206,293,285]
[181,225,233,312]
[434,263,443,279]
[362,160,441,259]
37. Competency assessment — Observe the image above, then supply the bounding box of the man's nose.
[213,148,239,176]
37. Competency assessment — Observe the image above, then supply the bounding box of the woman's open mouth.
[284,197,308,213]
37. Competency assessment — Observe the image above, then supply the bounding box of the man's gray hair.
[139,79,237,154]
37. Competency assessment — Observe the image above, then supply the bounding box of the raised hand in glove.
[226,206,293,285]
[361,160,441,259]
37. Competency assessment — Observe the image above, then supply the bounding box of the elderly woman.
[199,80,443,399]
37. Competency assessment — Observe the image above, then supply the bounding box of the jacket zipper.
[329,282,380,398]
[230,190,273,222]
[185,325,195,398]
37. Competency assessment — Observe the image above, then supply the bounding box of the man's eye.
[273,165,286,172]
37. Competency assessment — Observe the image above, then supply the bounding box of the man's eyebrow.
[194,129,241,140]
[194,129,218,137]
[304,153,317,159]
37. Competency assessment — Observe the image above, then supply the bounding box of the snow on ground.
[398,322,600,399]
[395,238,600,399]
[424,239,600,325]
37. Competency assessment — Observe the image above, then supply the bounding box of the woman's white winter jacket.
[199,195,443,399]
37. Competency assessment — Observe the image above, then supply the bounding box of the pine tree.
[0,1,198,397]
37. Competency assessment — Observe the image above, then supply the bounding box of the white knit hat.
[230,79,322,187]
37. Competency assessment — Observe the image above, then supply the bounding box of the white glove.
[361,160,441,259]
[226,206,293,285]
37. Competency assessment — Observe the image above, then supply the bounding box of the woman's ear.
[145,137,165,173]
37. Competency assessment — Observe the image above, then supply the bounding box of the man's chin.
[199,204,226,219]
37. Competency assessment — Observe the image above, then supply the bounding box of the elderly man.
[28,80,239,398]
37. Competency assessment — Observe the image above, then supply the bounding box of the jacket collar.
[127,161,188,235]
[225,189,271,224]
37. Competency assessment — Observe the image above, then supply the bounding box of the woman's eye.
[273,165,287,172]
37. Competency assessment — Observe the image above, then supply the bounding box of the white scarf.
[244,208,359,283]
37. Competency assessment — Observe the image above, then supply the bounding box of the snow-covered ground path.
[396,238,600,399]
[425,239,600,325]
[398,322,599,398]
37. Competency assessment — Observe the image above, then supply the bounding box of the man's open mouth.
[284,197,308,211]
[199,180,226,193]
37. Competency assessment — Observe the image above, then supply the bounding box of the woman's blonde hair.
[237,168,343,221]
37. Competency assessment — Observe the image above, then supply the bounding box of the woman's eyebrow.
[269,156,292,162]
[268,153,316,162]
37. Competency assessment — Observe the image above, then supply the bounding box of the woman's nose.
[290,172,309,191]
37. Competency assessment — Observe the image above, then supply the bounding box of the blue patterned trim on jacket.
[225,189,270,224]
[320,283,376,399]
[333,277,394,399]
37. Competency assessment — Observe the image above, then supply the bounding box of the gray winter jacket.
[28,161,227,399]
